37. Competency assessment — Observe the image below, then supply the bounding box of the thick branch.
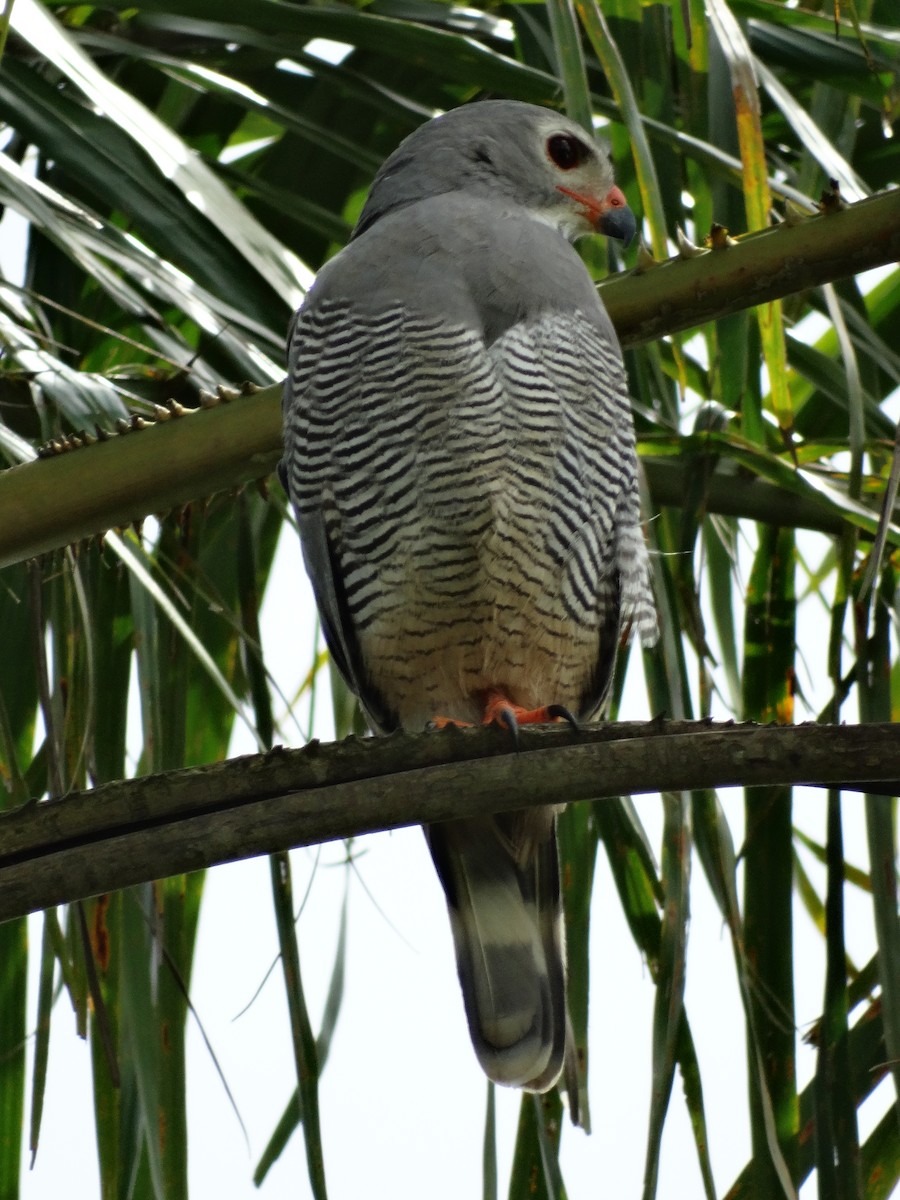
[0,720,896,923]
[603,188,900,345]
[0,190,898,569]
[0,387,281,568]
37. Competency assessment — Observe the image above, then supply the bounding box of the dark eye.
[546,133,589,170]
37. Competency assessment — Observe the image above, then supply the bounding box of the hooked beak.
[557,183,637,246]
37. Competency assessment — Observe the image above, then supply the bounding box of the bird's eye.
[546,133,589,170]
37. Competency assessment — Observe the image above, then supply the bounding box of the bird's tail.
[426,811,566,1092]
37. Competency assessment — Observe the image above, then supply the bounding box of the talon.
[497,706,520,746]
[546,704,580,730]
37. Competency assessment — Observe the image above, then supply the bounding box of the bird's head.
[353,100,637,247]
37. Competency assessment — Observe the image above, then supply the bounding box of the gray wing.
[281,301,398,731]
[281,278,501,732]
[484,309,657,718]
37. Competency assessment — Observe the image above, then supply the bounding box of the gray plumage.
[281,100,656,1094]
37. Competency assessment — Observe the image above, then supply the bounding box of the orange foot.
[481,689,579,738]
[427,715,473,731]
[427,692,579,737]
